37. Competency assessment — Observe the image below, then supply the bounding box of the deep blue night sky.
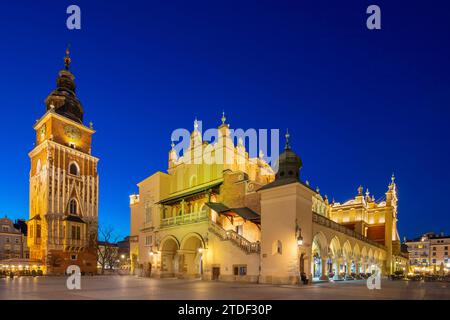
[0,1,449,240]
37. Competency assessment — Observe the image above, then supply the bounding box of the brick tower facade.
[27,49,99,274]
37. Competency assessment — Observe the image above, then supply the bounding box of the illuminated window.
[233,265,247,276]
[236,225,243,236]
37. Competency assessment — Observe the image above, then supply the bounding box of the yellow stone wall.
[130,121,273,280]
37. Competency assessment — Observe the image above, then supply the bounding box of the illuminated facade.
[406,232,450,274]
[27,50,99,274]
[0,217,29,260]
[130,115,406,284]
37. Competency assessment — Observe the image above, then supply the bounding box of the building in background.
[27,49,99,274]
[0,217,29,260]
[406,233,432,269]
[117,236,130,270]
[130,115,406,284]
[97,241,119,273]
[430,234,450,273]
[406,232,449,274]
[96,236,130,273]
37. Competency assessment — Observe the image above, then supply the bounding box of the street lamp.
[295,219,303,246]
[204,233,209,249]
[121,254,125,259]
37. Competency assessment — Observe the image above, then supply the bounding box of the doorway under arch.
[160,236,180,277]
[180,234,204,278]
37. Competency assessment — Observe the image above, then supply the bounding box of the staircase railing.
[208,221,260,254]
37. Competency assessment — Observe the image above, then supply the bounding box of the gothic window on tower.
[69,199,78,215]
[36,225,41,239]
[71,226,81,240]
[69,162,79,176]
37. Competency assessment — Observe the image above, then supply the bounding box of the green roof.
[157,181,222,205]
[205,202,261,224]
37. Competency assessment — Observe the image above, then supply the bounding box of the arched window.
[189,175,197,187]
[272,240,282,255]
[69,162,79,176]
[69,199,78,215]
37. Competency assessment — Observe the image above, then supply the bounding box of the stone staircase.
[208,221,260,254]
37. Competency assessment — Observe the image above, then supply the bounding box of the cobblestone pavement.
[0,276,449,300]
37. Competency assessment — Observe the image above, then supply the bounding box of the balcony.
[161,211,208,228]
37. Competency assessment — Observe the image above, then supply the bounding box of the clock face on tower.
[64,125,81,141]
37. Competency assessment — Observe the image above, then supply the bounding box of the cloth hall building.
[130,116,407,284]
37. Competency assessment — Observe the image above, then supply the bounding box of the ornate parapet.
[312,212,386,250]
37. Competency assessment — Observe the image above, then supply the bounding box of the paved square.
[0,276,449,300]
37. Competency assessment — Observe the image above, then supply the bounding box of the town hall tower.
[27,49,99,274]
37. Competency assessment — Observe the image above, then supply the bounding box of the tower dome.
[276,129,302,181]
[44,47,84,124]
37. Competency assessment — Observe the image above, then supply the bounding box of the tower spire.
[45,46,83,123]
[357,185,363,195]
[285,128,290,150]
[221,111,226,126]
[64,44,71,71]
[194,118,199,131]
